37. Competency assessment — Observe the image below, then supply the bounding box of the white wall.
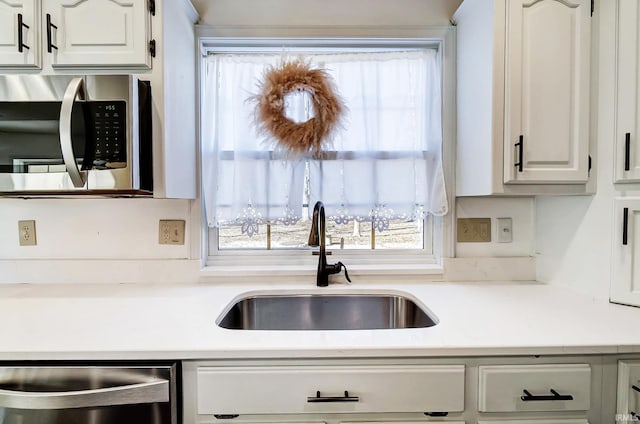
[456,197,535,258]
[535,0,621,300]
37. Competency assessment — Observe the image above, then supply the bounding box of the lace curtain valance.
[201,49,448,235]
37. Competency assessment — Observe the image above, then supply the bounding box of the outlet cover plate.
[159,220,185,245]
[18,220,37,246]
[457,218,491,242]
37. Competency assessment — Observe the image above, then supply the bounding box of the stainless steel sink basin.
[217,293,438,330]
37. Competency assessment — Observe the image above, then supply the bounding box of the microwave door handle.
[60,77,88,188]
[0,379,168,410]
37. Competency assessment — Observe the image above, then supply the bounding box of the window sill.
[199,262,444,279]
[198,257,537,283]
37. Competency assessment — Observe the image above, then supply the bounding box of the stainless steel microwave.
[0,75,152,195]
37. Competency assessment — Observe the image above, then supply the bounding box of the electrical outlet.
[18,220,37,246]
[159,220,185,245]
[457,218,491,242]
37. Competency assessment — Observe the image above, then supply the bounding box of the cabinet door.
[44,0,150,68]
[611,199,640,307]
[503,0,591,184]
[617,360,640,423]
[0,0,39,68]
[615,0,640,182]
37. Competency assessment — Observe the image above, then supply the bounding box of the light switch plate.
[496,217,513,243]
[159,220,185,245]
[457,218,491,242]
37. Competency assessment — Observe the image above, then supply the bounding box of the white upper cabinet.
[503,0,591,184]
[0,0,39,68]
[615,0,640,182]
[45,0,151,69]
[0,0,152,71]
[455,0,593,196]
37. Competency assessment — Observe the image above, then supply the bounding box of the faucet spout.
[308,201,351,287]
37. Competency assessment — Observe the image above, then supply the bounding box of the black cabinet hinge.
[149,0,156,16]
[588,154,592,175]
[149,39,156,58]
[214,415,239,420]
[591,0,594,16]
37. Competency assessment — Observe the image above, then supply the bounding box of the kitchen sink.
[216,292,438,330]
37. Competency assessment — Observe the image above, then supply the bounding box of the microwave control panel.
[89,101,127,169]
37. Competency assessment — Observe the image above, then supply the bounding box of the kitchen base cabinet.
[478,364,591,412]
[617,360,640,423]
[195,365,464,415]
[182,356,606,424]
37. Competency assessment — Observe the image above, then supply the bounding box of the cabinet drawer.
[197,365,465,415]
[478,364,591,412]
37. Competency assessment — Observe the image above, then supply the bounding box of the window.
[199,36,455,267]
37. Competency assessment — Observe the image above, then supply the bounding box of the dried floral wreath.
[252,60,344,157]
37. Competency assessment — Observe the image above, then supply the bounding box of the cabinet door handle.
[520,389,574,402]
[307,391,359,403]
[625,132,631,171]
[514,135,524,172]
[46,14,58,53]
[17,13,30,52]
[632,385,640,393]
[623,207,629,246]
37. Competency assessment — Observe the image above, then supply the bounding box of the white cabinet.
[183,361,467,424]
[195,365,465,415]
[455,0,593,196]
[611,198,640,307]
[615,0,640,182]
[45,0,151,68]
[478,364,591,413]
[0,0,39,68]
[0,0,153,70]
[503,0,591,184]
[183,358,607,424]
[617,360,640,423]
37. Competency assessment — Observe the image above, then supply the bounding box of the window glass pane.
[217,218,424,250]
[204,43,445,256]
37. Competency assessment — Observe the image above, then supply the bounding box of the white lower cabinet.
[478,365,591,412]
[617,360,640,423]
[183,357,612,424]
[195,365,464,415]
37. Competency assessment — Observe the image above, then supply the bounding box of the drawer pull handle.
[632,385,640,393]
[520,388,574,402]
[307,390,359,403]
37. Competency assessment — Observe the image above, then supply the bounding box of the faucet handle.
[336,261,351,283]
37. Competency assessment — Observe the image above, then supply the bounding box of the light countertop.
[1,281,639,360]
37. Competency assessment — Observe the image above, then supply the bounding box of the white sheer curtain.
[202,49,448,235]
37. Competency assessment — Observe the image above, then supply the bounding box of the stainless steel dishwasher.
[0,364,177,424]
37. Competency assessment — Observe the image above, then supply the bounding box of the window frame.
[196,27,456,272]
